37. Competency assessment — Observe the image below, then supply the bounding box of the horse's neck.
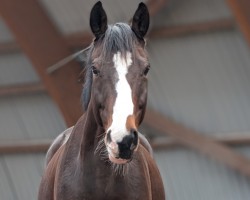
[74,106,112,190]
[77,104,102,161]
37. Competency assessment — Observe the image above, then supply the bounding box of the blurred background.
[0,0,250,199]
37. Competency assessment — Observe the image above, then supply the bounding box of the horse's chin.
[108,154,129,165]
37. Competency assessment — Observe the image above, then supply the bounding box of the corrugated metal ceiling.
[0,153,45,200]
[0,53,39,85]
[147,30,250,135]
[0,94,66,140]
[155,147,250,200]
[153,0,232,27]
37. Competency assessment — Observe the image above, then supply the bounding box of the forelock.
[98,23,136,59]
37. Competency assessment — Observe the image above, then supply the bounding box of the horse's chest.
[83,177,149,200]
[57,167,151,200]
[104,176,150,200]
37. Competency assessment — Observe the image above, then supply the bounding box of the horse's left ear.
[131,2,150,40]
[90,1,108,39]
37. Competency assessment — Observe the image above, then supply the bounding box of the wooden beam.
[151,135,250,149]
[0,0,83,126]
[0,82,45,97]
[64,31,93,49]
[148,18,235,38]
[0,139,51,154]
[227,0,250,46]
[144,109,250,176]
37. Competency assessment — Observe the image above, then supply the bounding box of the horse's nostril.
[117,130,139,159]
[130,129,138,150]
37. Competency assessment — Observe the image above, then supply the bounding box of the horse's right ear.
[90,1,107,39]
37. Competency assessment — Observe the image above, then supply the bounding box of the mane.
[82,23,137,111]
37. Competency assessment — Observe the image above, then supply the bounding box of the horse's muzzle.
[117,129,138,159]
[106,129,138,164]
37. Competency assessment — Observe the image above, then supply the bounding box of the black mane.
[82,23,137,110]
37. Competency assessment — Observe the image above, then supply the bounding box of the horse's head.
[85,1,150,164]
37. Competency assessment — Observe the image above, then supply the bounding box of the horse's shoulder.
[45,126,74,166]
[39,136,69,200]
[138,132,153,157]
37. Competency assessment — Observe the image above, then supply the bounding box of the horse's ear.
[131,2,150,40]
[90,1,107,39]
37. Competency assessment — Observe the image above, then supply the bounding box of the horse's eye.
[143,66,150,76]
[92,66,100,76]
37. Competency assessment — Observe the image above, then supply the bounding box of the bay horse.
[38,2,165,200]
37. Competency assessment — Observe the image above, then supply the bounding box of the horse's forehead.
[113,51,132,71]
[91,50,147,66]
[91,50,132,69]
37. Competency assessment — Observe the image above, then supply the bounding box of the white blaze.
[108,51,133,142]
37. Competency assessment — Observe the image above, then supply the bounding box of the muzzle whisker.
[94,136,106,155]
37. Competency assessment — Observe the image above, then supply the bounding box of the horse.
[38,2,165,200]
